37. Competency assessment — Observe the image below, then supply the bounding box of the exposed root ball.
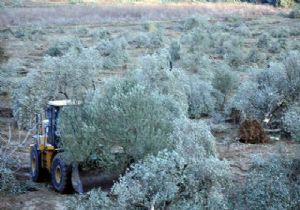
[239,119,268,144]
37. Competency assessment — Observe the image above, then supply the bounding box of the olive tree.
[12,47,101,128]
[66,121,231,210]
[228,51,300,125]
[59,73,181,172]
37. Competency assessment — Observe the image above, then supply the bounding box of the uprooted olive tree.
[65,120,232,210]
[59,48,232,209]
[59,50,189,173]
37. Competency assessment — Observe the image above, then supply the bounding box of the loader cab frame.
[47,105,60,148]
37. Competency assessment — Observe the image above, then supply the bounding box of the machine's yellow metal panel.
[38,144,45,151]
[44,150,55,171]
[45,144,55,150]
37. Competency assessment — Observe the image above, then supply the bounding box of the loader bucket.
[71,163,119,194]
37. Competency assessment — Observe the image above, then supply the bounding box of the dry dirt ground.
[1,2,300,210]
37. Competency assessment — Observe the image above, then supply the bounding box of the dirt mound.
[239,119,268,144]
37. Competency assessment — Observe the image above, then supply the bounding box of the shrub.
[234,23,251,37]
[59,73,181,172]
[12,71,48,128]
[271,28,290,38]
[91,28,111,41]
[284,51,300,99]
[183,16,200,31]
[183,16,209,31]
[111,150,230,209]
[184,27,212,53]
[12,47,100,128]
[132,30,165,50]
[148,30,165,50]
[96,38,128,70]
[228,52,300,133]
[43,39,79,57]
[282,104,300,141]
[212,66,239,110]
[171,120,217,158]
[246,47,267,65]
[227,63,291,121]
[290,7,300,18]
[223,37,245,67]
[229,79,283,121]
[231,155,300,210]
[268,38,288,53]
[182,52,212,77]
[188,80,216,118]
[132,33,150,48]
[0,45,9,63]
[0,128,32,194]
[142,22,158,32]
[257,33,270,49]
[66,121,231,210]
[136,49,189,115]
[0,168,23,194]
[0,0,24,8]
[13,26,45,41]
[65,188,114,209]
[169,40,180,61]
[0,59,22,95]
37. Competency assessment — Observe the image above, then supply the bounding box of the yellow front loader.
[29,100,116,193]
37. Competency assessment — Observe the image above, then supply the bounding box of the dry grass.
[0,3,287,27]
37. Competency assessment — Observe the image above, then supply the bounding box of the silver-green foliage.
[0,59,22,94]
[169,40,180,61]
[183,16,209,31]
[228,51,300,122]
[182,20,246,70]
[212,66,239,110]
[135,50,189,116]
[290,6,300,18]
[284,51,300,98]
[91,28,111,41]
[188,80,216,118]
[0,133,25,194]
[232,155,300,210]
[66,121,230,210]
[66,188,114,210]
[133,31,165,50]
[96,37,128,69]
[60,74,180,171]
[228,66,285,120]
[223,37,245,68]
[0,168,23,194]
[43,39,80,57]
[283,104,300,141]
[12,47,100,128]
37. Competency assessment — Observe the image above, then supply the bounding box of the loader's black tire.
[30,145,43,182]
[51,154,72,193]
